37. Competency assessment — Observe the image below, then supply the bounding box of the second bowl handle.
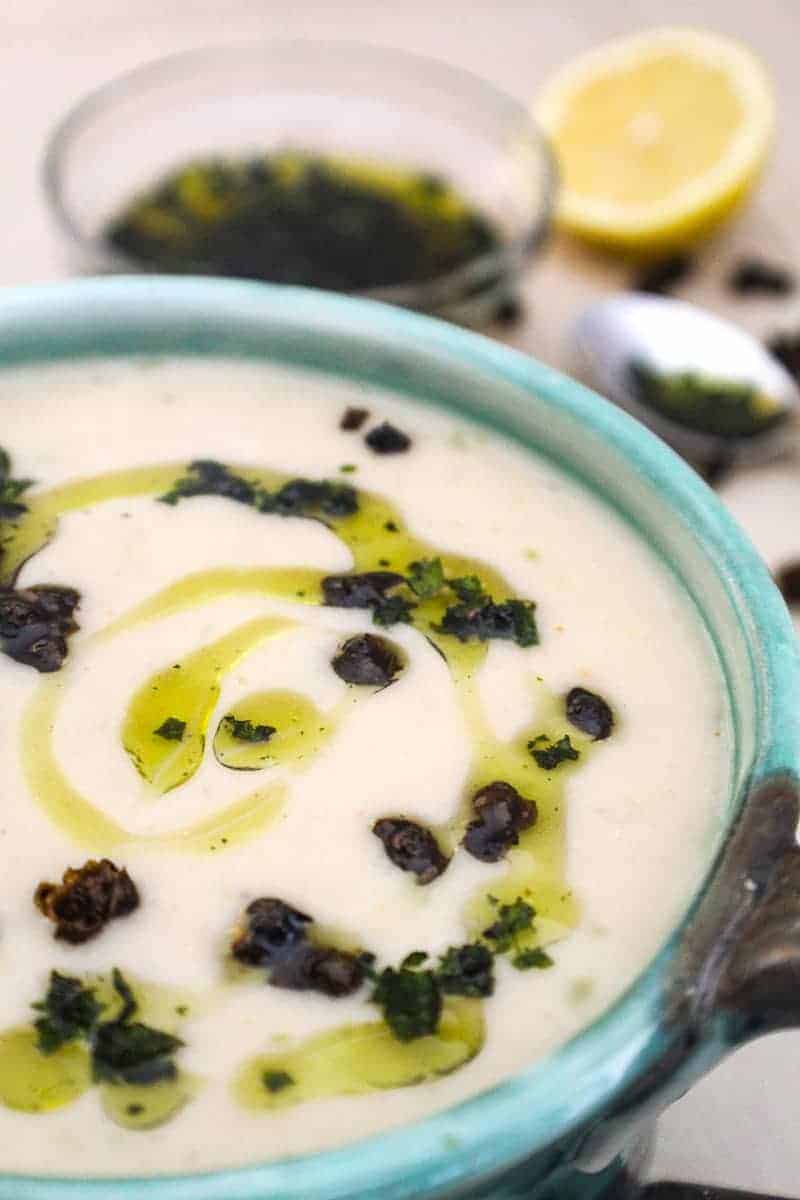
[694,776,800,1040]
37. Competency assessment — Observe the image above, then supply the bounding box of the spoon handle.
[642,1184,793,1200]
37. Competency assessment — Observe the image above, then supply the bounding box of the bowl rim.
[0,276,797,1200]
[41,39,557,311]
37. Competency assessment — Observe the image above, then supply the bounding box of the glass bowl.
[43,42,556,325]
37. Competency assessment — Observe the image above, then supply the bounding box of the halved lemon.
[536,27,775,253]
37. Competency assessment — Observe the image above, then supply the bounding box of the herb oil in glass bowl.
[43,42,556,325]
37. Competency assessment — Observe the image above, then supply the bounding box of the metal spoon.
[573,293,799,468]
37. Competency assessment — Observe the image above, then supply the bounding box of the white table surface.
[4,0,800,1192]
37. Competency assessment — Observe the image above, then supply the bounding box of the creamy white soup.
[0,356,729,1176]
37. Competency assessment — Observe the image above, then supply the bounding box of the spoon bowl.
[574,293,799,466]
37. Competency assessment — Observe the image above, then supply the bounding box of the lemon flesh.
[537,28,775,253]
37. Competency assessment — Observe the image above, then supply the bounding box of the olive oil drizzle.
[0,1028,91,1114]
[455,673,582,943]
[213,689,335,772]
[22,674,288,854]
[12,459,585,915]
[234,998,484,1112]
[6,459,596,1115]
[0,973,196,1129]
[98,567,322,641]
[122,616,293,795]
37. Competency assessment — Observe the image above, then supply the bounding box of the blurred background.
[4,0,800,1192]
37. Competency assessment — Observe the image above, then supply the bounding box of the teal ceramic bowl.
[0,278,798,1200]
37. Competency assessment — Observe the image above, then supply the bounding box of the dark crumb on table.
[697,453,735,489]
[34,858,140,944]
[767,330,800,384]
[633,254,695,295]
[340,406,369,432]
[728,258,795,296]
[462,780,537,863]
[776,561,800,606]
[365,422,412,455]
[494,296,524,327]
[372,817,450,884]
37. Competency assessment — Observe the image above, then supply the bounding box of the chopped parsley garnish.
[92,1019,183,1085]
[323,561,538,644]
[159,461,358,520]
[107,966,137,1022]
[268,478,358,519]
[448,575,486,604]
[406,557,445,599]
[528,734,579,770]
[370,961,442,1042]
[159,460,256,507]
[435,597,538,648]
[400,951,428,969]
[91,969,184,1086]
[437,944,494,998]
[222,715,276,743]
[322,570,417,629]
[262,1070,294,1093]
[0,447,34,520]
[512,947,554,971]
[33,972,102,1054]
[372,594,416,627]
[482,898,535,954]
[32,969,186,1087]
[153,717,186,741]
